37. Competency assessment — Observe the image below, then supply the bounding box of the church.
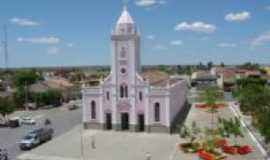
[82,7,188,133]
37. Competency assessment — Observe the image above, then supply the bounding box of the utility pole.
[2,25,9,71]
[24,82,29,111]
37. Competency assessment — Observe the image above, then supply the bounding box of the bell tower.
[111,7,141,97]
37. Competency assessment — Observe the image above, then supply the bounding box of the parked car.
[0,120,8,128]
[19,128,54,150]
[8,118,20,128]
[20,116,36,125]
[41,105,54,110]
[68,104,79,110]
[27,103,38,110]
[0,148,8,160]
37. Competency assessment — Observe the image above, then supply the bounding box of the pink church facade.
[82,8,188,133]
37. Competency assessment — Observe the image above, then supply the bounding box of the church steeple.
[117,6,134,24]
[111,6,141,86]
[114,6,136,35]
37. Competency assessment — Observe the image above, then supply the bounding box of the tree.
[0,97,15,122]
[235,84,270,115]
[40,89,62,106]
[257,110,270,143]
[218,117,244,146]
[236,77,266,89]
[234,83,270,143]
[13,70,41,110]
[14,70,40,87]
[200,86,223,131]
[207,61,213,70]
[220,62,225,67]
[239,62,260,70]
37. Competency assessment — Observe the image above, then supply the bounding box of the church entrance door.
[105,113,112,130]
[138,114,145,132]
[121,113,129,130]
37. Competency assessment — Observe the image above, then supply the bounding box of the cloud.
[10,17,40,26]
[159,0,167,5]
[217,43,236,48]
[17,36,60,44]
[146,35,155,40]
[171,40,184,46]
[175,21,216,33]
[225,11,250,22]
[66,43,74,47]
[153,44,168,50]
[251,31,270,47]
[135,0,167,7]
[266,6,270,11]
[47,47,60,55]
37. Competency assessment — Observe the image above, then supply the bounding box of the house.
[81,7,188,133]
[191,70,217,88]
[211,67,262,91]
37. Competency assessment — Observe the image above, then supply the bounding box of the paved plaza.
[17,103,266,160]
[0,105,81,160]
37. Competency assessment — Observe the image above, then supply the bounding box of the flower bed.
[195,103,225,109]
[178,142,201,153]
[222,146,238,155]
[215,138,227,148]
[198,150,215,160]
[237,145,252,155]
[222,145,252,155]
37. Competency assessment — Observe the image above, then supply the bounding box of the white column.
[112,85,118,126]
[82,90,87,123]
[99,88,104,124]
[130,96,136,125]
[165,89,171,127]
[145,85,150,126]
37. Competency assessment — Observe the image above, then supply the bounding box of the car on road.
[8,118,20,128]
[41,105,54,110]
[20,116,36,125]
[0,148,8,160]
[67,104,79,110]
[0,117,20,128]
[0,120,8,128]
[19,128,54,150]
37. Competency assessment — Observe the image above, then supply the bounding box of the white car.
[20,116,36,125]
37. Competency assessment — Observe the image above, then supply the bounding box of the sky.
[0,0,270,68]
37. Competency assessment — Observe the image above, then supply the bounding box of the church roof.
[142,70,183,87]
[117,7,134,24]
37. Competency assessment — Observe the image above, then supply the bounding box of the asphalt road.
[0,103,81,160]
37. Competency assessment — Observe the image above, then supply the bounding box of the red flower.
[237,145,252,155]
[198,150,215,160]
[215,138,227,148]
[222,146,237,155]
[195,104,207,108]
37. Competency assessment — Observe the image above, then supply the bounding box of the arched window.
[91,101,96,119]
[124,86,128,97]
[154,102,160,122]
[106,91,110,100]
[139,92,143,101]
[120,85,124,98]
[120,84,128,98]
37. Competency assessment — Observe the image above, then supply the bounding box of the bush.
[40,89,62,106]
